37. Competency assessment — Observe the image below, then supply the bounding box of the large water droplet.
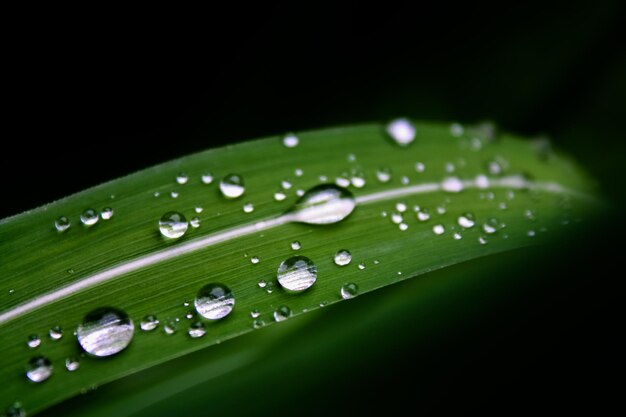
[77,307,134,357]
[27,334,41,348]
[282,133,299,148]
[80,209,99,226]
[386,118,416,146]
[340,283,359,299]
[287,184,355,225]
[65,357,80,372]
[219,174,245,199]
[55,216,71,232]
[26,356,52,383]
[277,256,317,291]
[159,211,188,239]
[273,305,292,322]
[433,224,445,235]
[334,249,352,266]
[140,315,159,331]
[194,283,235,320]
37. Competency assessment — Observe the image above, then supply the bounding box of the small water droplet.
[433,224,445,235]
[436,206,447,215]
[164,321,177,335]
[417,210,430,221]
[457,213,475,228]
[482,218,500,234]
[391,212,403,224]
[194,283,235,320]
[281,180,292,190]
[27,334,41,348]
[441,177,464,193]
[242,203,254,213]
[188,322,206,338]
[65,357,80,372]
[333,250,352,266]
[253,319,265,329]
[265,281,275,294]
[376,167,392,183]
[487,160,504,175]
[399,223,408,231]
[335,176,350,188]
[294,168,303,177]
[350,175,366,188]
[287,184,356,225]
[476,174,490,189]
[176,173,189,184]
[55,216,71,232]
[170,191,179,199]
[140,315,159,331]
[340,283,359,299]
[373,259,380,265]
[48,326,63,340]
[527,230,536,237]
[358,263,366,270]
[159,212,188,239]
[251,256,260,264]
[194,206,203,214]
[77,307,134,357]
[277,255,317,292]
[190,217,201,228]
[524,209,536,221]
[219,174,245,199]
[453,232,462,240]
[274,191,287,202]
[445,162,455,173]
[450,122,464,137]
[291,240,301,250]
[100,207,114,220]
[273,305,292,322]
[415,162,425,173]
[258,280,267,288]
[80,209,99,226]
[386,118,416,146]
[347,153,356,162]
[250,309,261,318]
[26,356,52,383]
[396,202,407,212]
[282,133,299,148]
[154,191,160,197]
[201,172,214,184]
[478,236,488,245]
[401,176,410,185]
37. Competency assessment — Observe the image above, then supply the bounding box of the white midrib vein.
[0,176,592,326]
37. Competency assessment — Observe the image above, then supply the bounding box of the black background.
[4,1,625,414]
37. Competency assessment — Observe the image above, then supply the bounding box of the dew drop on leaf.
[55,216,70,232]
[26,334,40,348]
[273,305,292,322]
[77,307,134,357]
[282,133,299,148]
[287,184,356,225]
[48,326,63,340]
[219,174,245,199]
[159,212,188,239]
[80,209,99,226]
[26,356,52,383]
[333,249,352,266]
[340,283,359,299]
[188,322,206,338]
[277,256,317,291]
[65,357,80,372]
[140,315,159,331]
[100,207,114,220]
[386,118,416,146]
[195,283,235,320]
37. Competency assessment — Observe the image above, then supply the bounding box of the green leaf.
[0,121,598,415]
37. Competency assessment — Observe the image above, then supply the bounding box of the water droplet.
[154,191,160,197]
[159,211,188,239]
[274,191,287,201]
[358,263,366,270]
[457,213,475,228]
[65,357,80,372]
[527,230,536,237]
[441,177,463,193]
[243,203,254,213]
[277,255,317,292]
[258,280,267,288]
[335,176,350,188]
[450,122,464,137]
[287,184,356,225]
[487,160,504,175]
[391,212,403,224]
[176,173,189,184]
[386,118,416,146]
[482,218,499,234]
[26,356,52,383]
[282,133,299,148]
[99,207,114,221]
[164,321,177,335]
[188,322,206,338]
[376,167,392,183]
[80,209,99,226]
[445,162,455,173]
[219,174,245,199]
[436,206,447,215]
[251,256,260,264]
[396,202,407,212]
[190,217,201,228]
[291,240,301,250]
[340,283,359,299]
[140,315,159,331]
[273,305,292,322]
[253,319,265,329]
[170,191,179,199]
[250,309,260,318]
[201,172,214,184]
[478,236,488,245]
[4,402,26,417]
[415,162,426,173]
[27,334,41,348]
[399,223,408,231]
[347,153,356,162]
[281,180,292,190]
[48,326,63,340]
[374,259,380,265]
[195,283,235,320]
[476,174,490,189]
[417,210,430,221]
[265,281,275,294]
[194,206,204,214]
[401,176,410,185]
[433,224,445,235]
[55,216,70,232]
[350,172,366,188]
[524,209,536,221]
[77,307,134,357]
[294,168,303,177]
[334,250,352,266]
[453,232,462,240]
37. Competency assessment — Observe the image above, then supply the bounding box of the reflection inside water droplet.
[77,307,134,357]
[26,356,52,382]
[277,256,317,291]
[287,184,356,225]
[195,283,235,320]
